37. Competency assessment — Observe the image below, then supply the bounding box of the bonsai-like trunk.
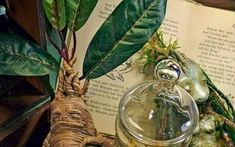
[43,61,113,147]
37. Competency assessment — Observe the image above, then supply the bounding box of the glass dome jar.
[115,59,199,147]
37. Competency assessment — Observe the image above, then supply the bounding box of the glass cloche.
[115,59,199,147]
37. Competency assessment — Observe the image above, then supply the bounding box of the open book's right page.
[162,0,235,105]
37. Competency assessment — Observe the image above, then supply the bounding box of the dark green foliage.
[82,0,167,79]
[66,0,98,31]
[0,33,60,76]
[43,0,66,31]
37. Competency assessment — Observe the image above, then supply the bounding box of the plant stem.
[61,30,77,62]
[58,30,70,62]
[208,86,233,120]
[203,70,235,120]
[207,106,235,130]
[70,31,77,61]
[46,34,63,56]
[66,29,73,48]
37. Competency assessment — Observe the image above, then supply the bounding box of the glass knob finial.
[154,59,181,83]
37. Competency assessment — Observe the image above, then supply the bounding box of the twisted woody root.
[43,60,113,147]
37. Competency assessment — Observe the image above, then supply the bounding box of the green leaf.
[0,33,60,76]
[43,0,66,30]
[45,21,62,90]
[82,0,167,79]
[66,0,98,31]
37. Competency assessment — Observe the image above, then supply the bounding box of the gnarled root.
[43,61,113,147]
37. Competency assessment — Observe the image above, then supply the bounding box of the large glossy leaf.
[82,0,167,79]
[43,0,66,30]
[66,0,98,31]
[0,33,60,76]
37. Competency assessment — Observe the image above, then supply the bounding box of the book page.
[187,5,235,99]
[161,0,235,105]
[73,0,235,135]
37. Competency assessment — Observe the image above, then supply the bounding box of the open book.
[73,0,235,135]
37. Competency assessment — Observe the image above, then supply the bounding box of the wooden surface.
[195,0,235,10]
[6,0,46,47]
[0,76,50,146]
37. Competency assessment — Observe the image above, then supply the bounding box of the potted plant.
[0,0,234,146]
[42,0,167,146]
